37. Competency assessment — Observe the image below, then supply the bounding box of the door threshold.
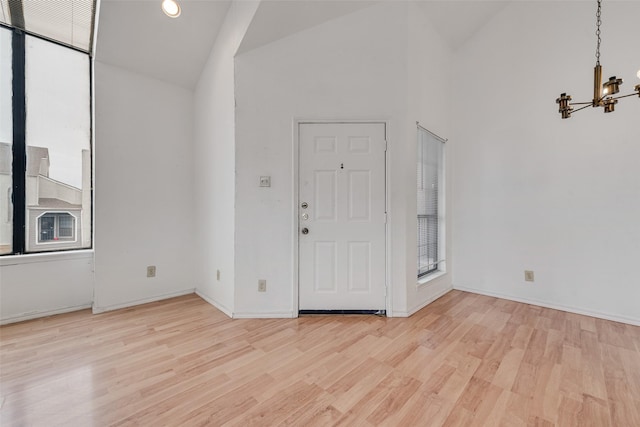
[299,309,386,316]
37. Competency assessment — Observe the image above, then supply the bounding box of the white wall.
[405,3,455,315]
[0,251,94,324]
[234,2,453,317]
[452,1,640,324]
[193,1,259,316]
[93,62,196,312]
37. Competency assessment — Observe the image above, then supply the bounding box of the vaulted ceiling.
[237,1,377,54]
[418,1,510,50]
[96,0,511,90]
[96,0,231,89]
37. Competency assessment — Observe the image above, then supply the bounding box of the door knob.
[301,227,309,235]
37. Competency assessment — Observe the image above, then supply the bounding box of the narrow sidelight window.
[417,126,445,278]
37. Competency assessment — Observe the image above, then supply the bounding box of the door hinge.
[384,212,388,223]
[384,140,388,152]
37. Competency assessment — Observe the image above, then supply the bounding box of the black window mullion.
[7,0,26,29]
[11,29,26,255]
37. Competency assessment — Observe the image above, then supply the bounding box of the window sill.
[0,249,94,267]
[417,270,447,287]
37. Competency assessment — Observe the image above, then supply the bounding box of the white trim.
[384,121,392,316]
[394,286,453,317]
[418,270,447,287]
[293,119,391,315]
[232,311,296,319]
[1,303,92,325]
[416,122,448,143]
[90,34,97,308]
[0,249,93,266]
[91,289,194,314]
[454,285,640,327]
[292,120,300,316]
[195,290,233,318]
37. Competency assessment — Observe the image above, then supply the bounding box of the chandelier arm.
[594,95,607,105]
[569,101,593,106]
[571,104,592,114]
[608,93,639,101]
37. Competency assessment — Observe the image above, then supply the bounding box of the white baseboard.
[1,303,93,325]
[232,311,296,319]
[92,289,195,314]
[393,286,453,317]
[195,290,233,318]
[454,285,640,327]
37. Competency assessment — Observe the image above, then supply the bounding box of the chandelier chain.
[595,0,602,65]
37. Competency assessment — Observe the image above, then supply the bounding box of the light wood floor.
[1,291,639,426]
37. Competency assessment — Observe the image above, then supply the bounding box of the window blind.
[1,0,96,53]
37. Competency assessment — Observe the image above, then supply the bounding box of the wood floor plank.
[492,347,525,391]
[2,290,639,426]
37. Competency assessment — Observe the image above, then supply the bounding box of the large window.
[417,126,445,278]
[0,26,92,255]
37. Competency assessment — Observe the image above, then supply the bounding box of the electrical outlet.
[524,270,534,282]
[259,176,271,187]
[258,279,267,292]
[216,270,221,281]
[147,265,156,278]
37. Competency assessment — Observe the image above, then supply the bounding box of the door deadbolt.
[301,202,308,209]
[301,227,309,235]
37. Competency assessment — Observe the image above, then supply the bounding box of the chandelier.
[556,0,640,119]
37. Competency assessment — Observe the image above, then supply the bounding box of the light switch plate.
[259,176,271,187]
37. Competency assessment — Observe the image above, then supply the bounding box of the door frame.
[292,119,391,316]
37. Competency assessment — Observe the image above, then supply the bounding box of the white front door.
[298,123,386,311]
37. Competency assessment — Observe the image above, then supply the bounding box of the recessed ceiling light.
[162,0,181,18]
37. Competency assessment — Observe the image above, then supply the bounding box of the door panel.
[348,241,371,292]
[348,170,371,221]
[314,171,337,221]
[314,241,337,292]
[299,123,386,311]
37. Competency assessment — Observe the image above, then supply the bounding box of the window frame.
[1,24,93,256]
[417,125,446,280]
